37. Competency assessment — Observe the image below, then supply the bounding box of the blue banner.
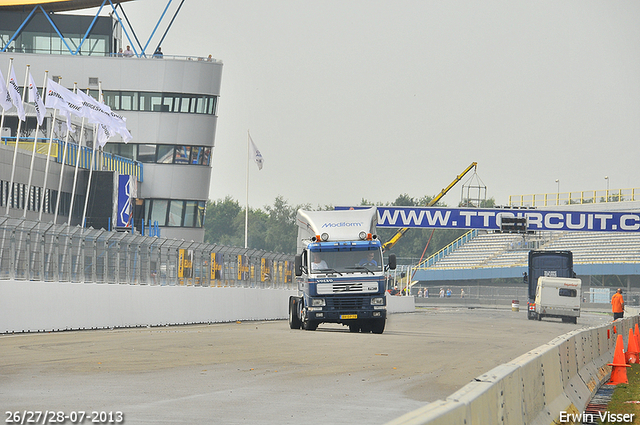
[117,174,132,228]
[376,207,640,232]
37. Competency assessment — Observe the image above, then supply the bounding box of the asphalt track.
[1,307,612,425]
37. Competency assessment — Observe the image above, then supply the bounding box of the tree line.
[204,194,495,262]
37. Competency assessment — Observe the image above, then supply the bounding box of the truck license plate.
[341,314,357,320]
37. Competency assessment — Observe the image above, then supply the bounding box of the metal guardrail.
[107,53,223,64]
[417,229,478,268]
[509,187,640,207]
[0,217,295,289]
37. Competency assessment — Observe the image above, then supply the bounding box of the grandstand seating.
[544,232,640,264]
[425,230,640,270]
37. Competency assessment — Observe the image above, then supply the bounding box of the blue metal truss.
[1,0,185,57]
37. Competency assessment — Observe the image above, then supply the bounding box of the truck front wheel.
[303,320,318,331]
[289,297,302,329]
[371,319,385,334]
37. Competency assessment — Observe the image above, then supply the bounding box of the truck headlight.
[371,297,385,306]
[311,298,326,307]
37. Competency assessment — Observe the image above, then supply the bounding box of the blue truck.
[526,250,575,320]
[289,207,396,333]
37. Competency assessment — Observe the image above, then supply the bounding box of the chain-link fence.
[0,217,295,289]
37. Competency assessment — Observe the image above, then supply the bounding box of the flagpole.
[81,82,105,229]
[53,81,76,224]
[82,124,97,228]
[23,70,48,218]
[245,130,250,249]
[68,108,86,226]
[5,64,29,216]
[0,58,12,145]
[39,106,57,221]
[68,86,91,226]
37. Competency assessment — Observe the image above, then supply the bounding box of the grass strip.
[599,363,640,424]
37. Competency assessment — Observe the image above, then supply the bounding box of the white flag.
[108,108,132,143]
[249,134,264,170]
[58,109,76,134]
[78,90,115,147]
[28,73,45,126]
[0,69,12,111]
[96,123,113,148]
[77,89,111,126]
[8,65,25,121]
[45,78,83,118]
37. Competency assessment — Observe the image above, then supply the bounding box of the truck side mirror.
[388,254,397,270]
[295,255,303,276]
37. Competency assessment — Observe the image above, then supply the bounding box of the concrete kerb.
[385,318,635,425]
[384,400,467,425]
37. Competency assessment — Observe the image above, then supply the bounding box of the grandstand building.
[411,200,640,301]
[0,1,221,242]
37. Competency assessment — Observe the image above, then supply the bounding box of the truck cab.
[289,208,396,333]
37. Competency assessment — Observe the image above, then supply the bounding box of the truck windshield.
[309,249,382,274]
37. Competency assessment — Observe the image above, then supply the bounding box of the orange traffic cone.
[608,334,630,385]
[634,324,640,350]
[626,328,640,364]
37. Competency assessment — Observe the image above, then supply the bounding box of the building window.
[179,96,192,113]
[157,145,174,164]
[190,147,202,164]
[117,143,135,160]
[168,200,184,226]
[121,91,138,111]
[149,199,168,226]
[162,95,174,112]
[183,201,198,227]
[139,92,161,112]
[145,198,206,228]
[103,91,120,110]
[81,90,218,115]
[174,146,191,164]
[195,96,207,114]
[137,144,157,163]
[104,143,211,166]
[196,201,205,227]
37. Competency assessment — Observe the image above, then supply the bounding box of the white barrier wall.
[387,317,639,425]
[0,280,298,333]
[0,281,415,333]
[387,294,416,313]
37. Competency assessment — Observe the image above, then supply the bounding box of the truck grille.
[327,297,366,310]
[333,283,364,292]
[316,281,379,294]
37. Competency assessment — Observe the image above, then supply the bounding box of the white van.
[533,276,581,324]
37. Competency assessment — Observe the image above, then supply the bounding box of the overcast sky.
[83,1,640,210]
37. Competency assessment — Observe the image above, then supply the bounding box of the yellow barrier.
[2,141,58,156]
